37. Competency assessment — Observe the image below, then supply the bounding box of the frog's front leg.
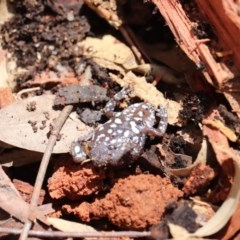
[71,130,94,163]
[103,88,131,118]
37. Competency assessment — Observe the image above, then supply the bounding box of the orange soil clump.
[48,159,105,200]
[63,173,183,230]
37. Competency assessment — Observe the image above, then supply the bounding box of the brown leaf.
[0,94,92,153]
[203,109,234,174]
[0,166,50,222]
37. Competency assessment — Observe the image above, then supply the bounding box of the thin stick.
[1,227,151,238]
[119,25,147,64]
[19,105,73,240]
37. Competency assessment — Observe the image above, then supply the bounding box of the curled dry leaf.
[169,151,240,238]
[217,200,240,240]
[0,94,92,153]
[169,138,208,177]
[181,108,240,237]
[0,149,43,167]
[190,150,240,237]
[203,109,234,174]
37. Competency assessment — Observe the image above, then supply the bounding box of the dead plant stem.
[2,227,151,238]
[19,105,73,240]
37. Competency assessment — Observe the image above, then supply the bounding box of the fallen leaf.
[168,222,191,239]
[83,0,122,29]
[0,149,43,167]
[214,200,240,240]
[224,91,240,119]
[47,217,97,233]
[110,71,182,126]
[190,150,240,237]
[203,109,234,174]
[168,150,240,238]
[0,166,51,222]
[169,138,208,177]
[79,35,138,70]
[203,118,238,142]
[0,94,92,153]
[0,0,13,24]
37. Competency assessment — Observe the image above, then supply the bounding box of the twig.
[19,105,73,240]
[119,25,148,64]
[17,87,41,99]
[1,227,151,238]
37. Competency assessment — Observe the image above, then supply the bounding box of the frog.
[70,88,168,167]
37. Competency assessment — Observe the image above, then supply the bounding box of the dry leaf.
[110,71,182,126]
[0,149,43,167]
[83,0,122,29]
[169,138,208,177]
[217,200,240,240]
[203,119,238,142]
[0,166,50,222]
[168,223,191,239]
[224,91,240,119]
[192,199,216,225]
[79,35,138,70]
[203,109,234,174]
[190,150,240,237]
[47,217,97,233]
[168,151,240,238]
[188,109,240,236]
[0,94,92,153]
[0,0,13,24]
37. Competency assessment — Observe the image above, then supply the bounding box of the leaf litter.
[0,0,240,239]
[0,94,92,153]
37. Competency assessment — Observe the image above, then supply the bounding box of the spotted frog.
[71,88,168,166]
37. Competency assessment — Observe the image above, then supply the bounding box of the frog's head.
[70,141,91,164]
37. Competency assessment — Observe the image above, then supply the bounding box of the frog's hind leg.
[155,105,168,135]
[142,106,168,137]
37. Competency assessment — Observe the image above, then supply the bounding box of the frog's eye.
[71,141,89,163]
